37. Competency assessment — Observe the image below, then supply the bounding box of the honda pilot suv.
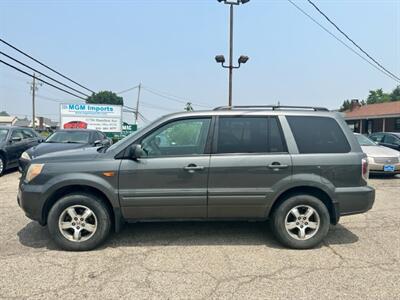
[18,106,375,251]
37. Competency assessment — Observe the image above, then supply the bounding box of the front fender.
[40,172,119,208]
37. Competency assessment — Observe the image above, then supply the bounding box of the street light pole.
[216,0,250,107]
[228,4,234,107]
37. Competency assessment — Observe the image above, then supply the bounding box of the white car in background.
[355,133,400,176]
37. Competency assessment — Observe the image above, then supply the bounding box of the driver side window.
[11,129,24,140]
[141,118,211,157]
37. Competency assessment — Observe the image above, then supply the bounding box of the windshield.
[46,131,91,144]
[355,134,376,146]
[0,129,8,142]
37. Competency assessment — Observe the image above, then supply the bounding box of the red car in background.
[63,121,88,129]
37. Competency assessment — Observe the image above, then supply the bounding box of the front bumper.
[18,158,30,173]
[17,182,46,225]
[335,185,375,216]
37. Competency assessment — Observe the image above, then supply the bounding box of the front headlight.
[25,164,44,183]
[21,151,31,161]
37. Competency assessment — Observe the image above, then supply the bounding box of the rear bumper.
[369,162,400,174]
[335,185,375,216]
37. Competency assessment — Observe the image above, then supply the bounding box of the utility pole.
[135,83,142,124]
[30,73,38,129]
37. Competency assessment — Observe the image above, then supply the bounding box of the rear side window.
[215,117,286,154]
[287,116,350,154]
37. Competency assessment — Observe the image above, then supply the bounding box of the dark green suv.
[18,106,375,251]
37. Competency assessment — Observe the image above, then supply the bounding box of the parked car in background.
[368,132,400,152]
[19,129,111,171]
[0,126,43,176]
[355,133,400,176]
[18,106,375,251]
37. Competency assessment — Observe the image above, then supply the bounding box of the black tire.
[271,194,330,249]
[0,154,6,176]
[47,193,111,251]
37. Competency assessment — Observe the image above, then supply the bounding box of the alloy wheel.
[285,205,320,240]
[58,205,97,242]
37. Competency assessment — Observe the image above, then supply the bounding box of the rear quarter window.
[287,116,351,154]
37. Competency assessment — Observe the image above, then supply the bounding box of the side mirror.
[94,139,109,147]
[129,144,144,160]
[11,136,22,143]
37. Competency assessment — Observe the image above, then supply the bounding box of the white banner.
[60,104,122,133]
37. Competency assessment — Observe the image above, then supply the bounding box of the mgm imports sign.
[60,104,122,134]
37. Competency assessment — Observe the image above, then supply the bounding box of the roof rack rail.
[213,105,329,112]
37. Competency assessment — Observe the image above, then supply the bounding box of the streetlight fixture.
[216,0,250,107]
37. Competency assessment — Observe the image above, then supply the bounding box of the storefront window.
[395,118,400,131]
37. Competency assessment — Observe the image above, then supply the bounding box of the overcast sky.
[1,0,399,125]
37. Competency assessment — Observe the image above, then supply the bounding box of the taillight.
[362,158,369,181]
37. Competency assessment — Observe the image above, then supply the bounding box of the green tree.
[366,89,391,104]
[390,86,400,101]
[86,91,123,106]
[339,100,351,112]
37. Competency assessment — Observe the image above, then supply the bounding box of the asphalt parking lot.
[0,170,399,299]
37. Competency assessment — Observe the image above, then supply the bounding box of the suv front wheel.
[271,195,330,249]
[47,193,111,251]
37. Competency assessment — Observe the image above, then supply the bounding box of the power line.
[305,0,400,82]
[0,51,90,97]
[0,38,95,93]
[0,59,86,100]
[142,85,212,108]
[287,0,400,83]
[117,85,139,95]
[140,101,179,112]
[138,112,150,123]
[36,94,84,103]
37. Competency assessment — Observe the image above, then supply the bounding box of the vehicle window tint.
[369,133,384,142]
[0,129,9,142]
[93,132,102,142]
[287,116,350,154]
[99,132,106,139]
[269,117,286,152]
[22,129,35,139]
[141,118,211,157]
[11,129,24,140]
[216,117,268,154]
[46,131,91,144]
[384,135,400,146]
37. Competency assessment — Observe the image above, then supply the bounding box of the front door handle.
[268,162,289,170]
[184,164,205,173]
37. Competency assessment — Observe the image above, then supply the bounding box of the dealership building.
[344,100,400,134]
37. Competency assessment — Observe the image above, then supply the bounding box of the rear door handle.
[268,163,289,169]
[184,164,205,173]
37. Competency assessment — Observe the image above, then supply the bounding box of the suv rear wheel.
[271,194,330,249]
[47,193,111,251]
